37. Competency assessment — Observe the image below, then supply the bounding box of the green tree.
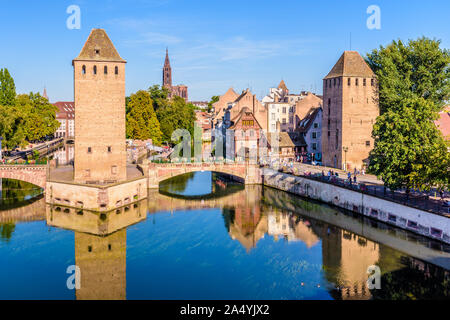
[0,68,16,106]
[156,96,196,143]
[0,92,59,149]
[148,84,170,111]
[126,90,163,145]
[16,93,60,142]
[367,37,450,191]
[0,104,26,148]
[208,95,219,113]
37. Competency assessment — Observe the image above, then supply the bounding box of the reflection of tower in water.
[46,199,147,300]
[75,230,126,300]
[316,224,380,300]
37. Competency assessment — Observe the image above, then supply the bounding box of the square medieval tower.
[321,51,379,171]
[73,29,127,183]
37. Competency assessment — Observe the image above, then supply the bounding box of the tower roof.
[278,80,288,91]
[164,48,171,67]
[74,28,125,63]
[324,51,374,79]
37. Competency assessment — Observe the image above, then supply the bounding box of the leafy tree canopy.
[367,37,450,191]
[208,95,219,112]
[0,68,16,106]
[126,90,163,145]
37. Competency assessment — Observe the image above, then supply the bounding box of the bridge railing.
[273,166,450,217]
[0,159,48,165]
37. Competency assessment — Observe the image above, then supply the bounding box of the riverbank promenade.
[276,162,450,217]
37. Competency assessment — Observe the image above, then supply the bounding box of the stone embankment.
[263,168,450,244]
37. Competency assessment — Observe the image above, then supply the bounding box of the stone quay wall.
[263,168,450,244]
[46,177,147,212]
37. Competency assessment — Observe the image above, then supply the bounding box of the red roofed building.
[435,105,450,145]
[52,101,75,139]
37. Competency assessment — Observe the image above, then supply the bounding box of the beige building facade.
[321,51,379,170]
[73,29,127,183]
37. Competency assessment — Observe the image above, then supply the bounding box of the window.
[371,78,374,86]
[249,130,254,137]
[314,123,318,128]
[93,65,97,75]
[363,78,366,86]
[282,118,286,124]
[282,107,286,114]
[328,131,330,137]
[104,66,108,74]
[289,116,293,124]
[335,130,339,149]
[242,120,254,126]
[111,165,118,175]
[82,65,86,74]
[366,141,371,147]
[115,66,119,75]
[107,146,112,152]
[348,78,351,86]
[85,169,90,178]
[312,143,317,150]
[95,49,100,55]
[355,78,359,86]
[333,78,336,87]
[312,132,317,139]
[271,113,275,120]
[88,246,92,252]
[87,147,92,153]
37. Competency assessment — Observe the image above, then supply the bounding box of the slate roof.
[297,107,321,133]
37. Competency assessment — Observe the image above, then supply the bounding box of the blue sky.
[0,0,449,102]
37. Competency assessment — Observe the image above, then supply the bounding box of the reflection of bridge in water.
[0,196,45,223]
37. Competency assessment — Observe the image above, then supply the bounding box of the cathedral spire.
[42,87,48,100]
[163,48,172,88]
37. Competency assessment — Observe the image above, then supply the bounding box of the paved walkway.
[274,162,450,217]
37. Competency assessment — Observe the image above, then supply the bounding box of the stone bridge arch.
[146,162,262,188]
[0,165,47,190]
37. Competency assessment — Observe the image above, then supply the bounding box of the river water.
[0,173,448,300]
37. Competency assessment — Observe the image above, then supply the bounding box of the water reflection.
[0,172,448,299]
[0,178,44,243]
[46,201,147,300]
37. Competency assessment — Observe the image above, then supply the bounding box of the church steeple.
[163,48,172,88]
[42,87,48,100]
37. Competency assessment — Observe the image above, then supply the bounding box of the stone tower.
[321,51,378,171]
[72,29,127,183]
[162,48,172,89]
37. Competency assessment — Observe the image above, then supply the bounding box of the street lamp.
[343,146,348,171]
